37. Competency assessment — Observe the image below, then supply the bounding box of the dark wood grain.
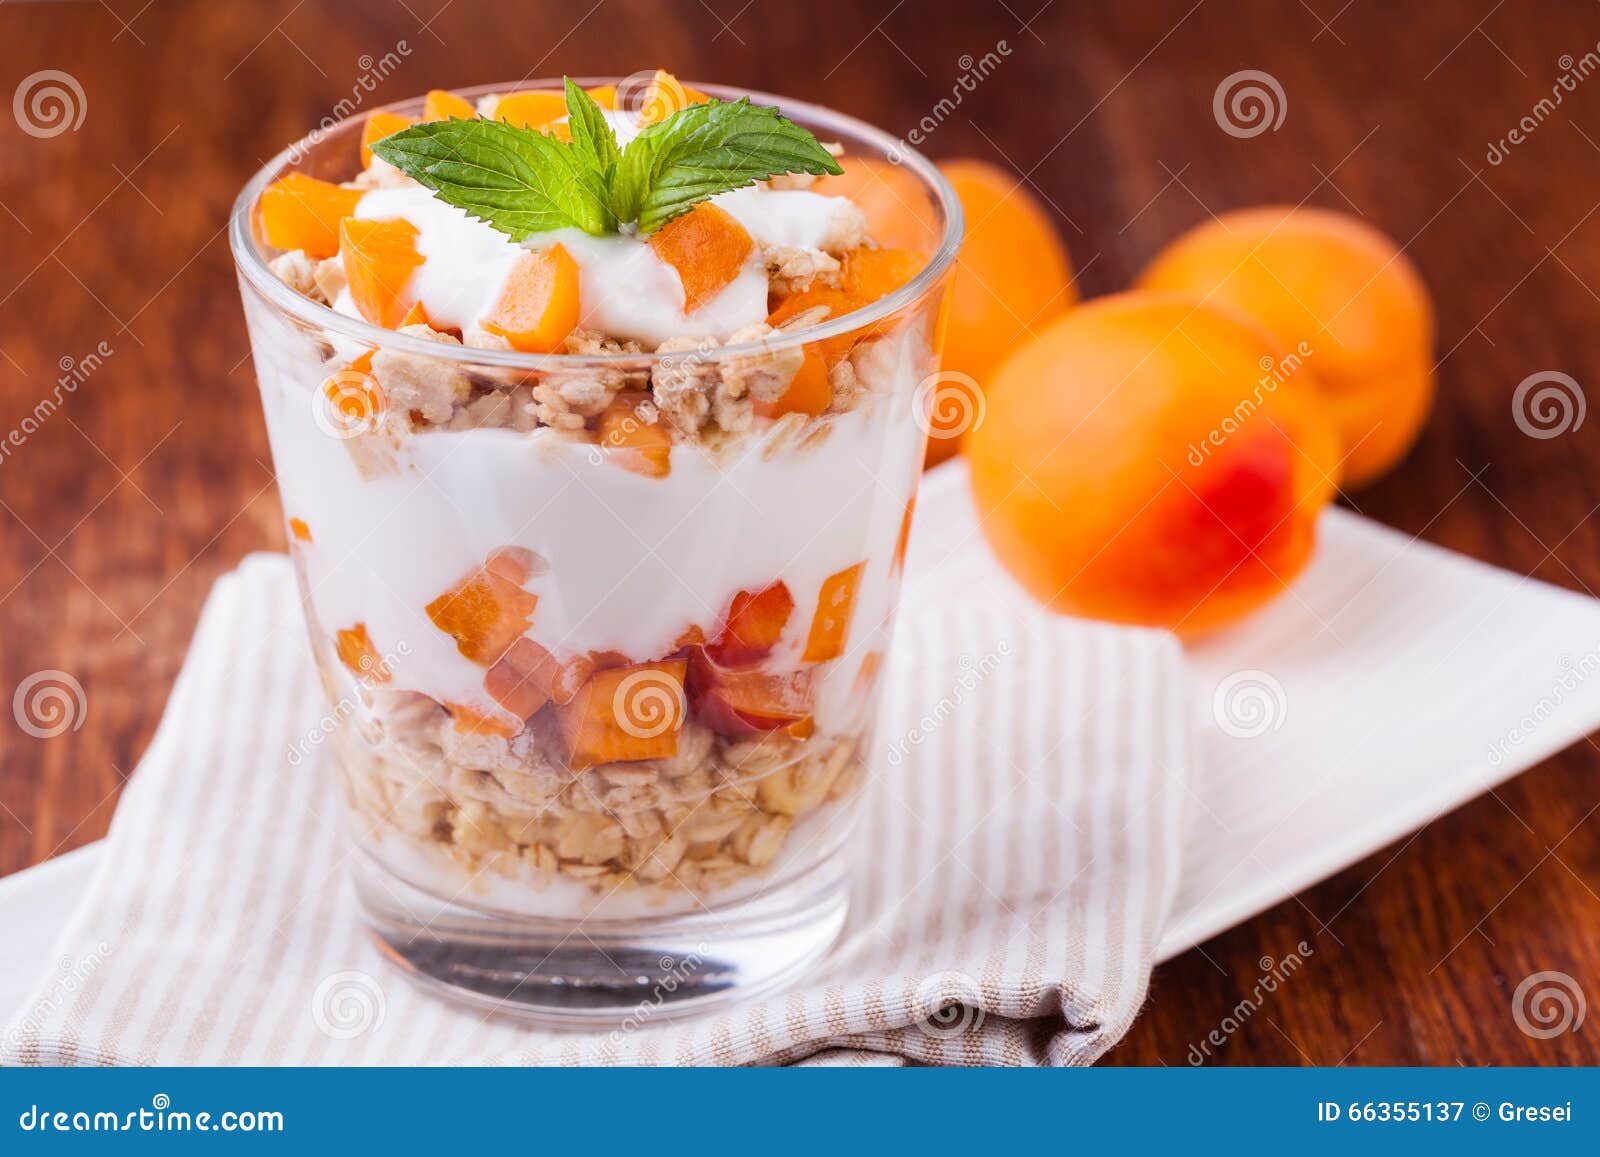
[3,0,1599,1065]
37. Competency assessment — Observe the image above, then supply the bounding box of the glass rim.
[228,76,964,369]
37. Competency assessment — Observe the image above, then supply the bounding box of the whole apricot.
[928,159,1077,465]
[1138,206,1434,488]
[966,293,1340,635]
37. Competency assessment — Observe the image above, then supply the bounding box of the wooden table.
[3,0,1598,1065]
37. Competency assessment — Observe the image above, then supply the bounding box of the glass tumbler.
[229,79,962,1022]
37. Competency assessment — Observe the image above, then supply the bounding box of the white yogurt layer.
[252,312,929,735]
[342,180,863,348]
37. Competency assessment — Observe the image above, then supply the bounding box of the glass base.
[353,850,848,1026]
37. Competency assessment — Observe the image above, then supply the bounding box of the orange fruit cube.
[339,217,424,329]
[687,651,815,741]
[707,582,794,667]
[445,703,521,738]
[425,557,540,666]
[258,173,363,260]
[422,88,476,122]
[335,623,390,683]
[360,110,415,167]
[840,248,926,304]
[637,70,710,124]
[555,660,688,769]
[647,203,753,312]
[490,90,568,130]
[598,392,672,478]
[288,517,313,543]
[803,561,864,662]
[483,637,560,720]
[482,244,581,353]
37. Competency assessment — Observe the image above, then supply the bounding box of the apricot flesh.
[1138,206,1434,488]
[965,292,1340,635]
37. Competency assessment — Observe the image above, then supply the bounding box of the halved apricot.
[340,217,424,329]
[259,174,363,260]
[598,392,673,478]
[425,556,540,665]
[707,582,794,667]
[803,561,864,662]
[648,203,753,312]
[335,623,390,683]
[491,90,568,130]
[482,244,581,353]
[361,111,415,167]
[637,70,710,124]
[422,89,476,122]
[556,660,688,769]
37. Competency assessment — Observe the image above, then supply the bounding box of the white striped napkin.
[0,473,1190,1066]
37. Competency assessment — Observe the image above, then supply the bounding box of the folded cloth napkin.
[0,475,1190,1066]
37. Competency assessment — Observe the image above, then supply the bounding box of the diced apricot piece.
[425,558,540,665]
[598,392,673,478]
[422,88,476,122]
[482,244,581,353]
[483,637,559,720]
[586,85,618,110]
[707,582,794,667]
[854,651,885,696]
[288,517,313,543]
[804,561,864,662]
[555,660,688,769]
[399,301,432,329]
[637,70,710,124]
[259,174,363,260]
[841,248,926,303]
[335,623,391,683]
[648,203,753,312]
[758,286,866,418]
[445,703,521,738]
[687,649,815,740]
[893,496,915,572]
[340,217,424,329]
[491,90,568,130]
[361,110,415,166]
[321,351,384,431]
[756,352,832,419]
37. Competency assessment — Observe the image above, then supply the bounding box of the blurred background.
[3,0,1599,1064]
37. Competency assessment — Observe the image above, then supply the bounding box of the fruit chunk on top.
[361,110,415,166]
[259,174,363,259]
[647,202,753,312]
[688,650,815,741]
[340,217,425,329]
[481,244,581,353]
[706,581,794,667]
[425,548,541,665]
[556,660,688,769]
[422,88,476,122]
[637,70,711,124]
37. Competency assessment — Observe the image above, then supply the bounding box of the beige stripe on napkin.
[3,478,1189,1066]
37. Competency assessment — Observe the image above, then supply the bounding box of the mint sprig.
[371,78,843,238]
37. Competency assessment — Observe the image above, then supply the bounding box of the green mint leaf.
[612,98,844,233]
[564,77,620,177]
[371,118,616,238]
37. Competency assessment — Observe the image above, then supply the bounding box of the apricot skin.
[965,292,1340,636]
[1138,206,1435,489]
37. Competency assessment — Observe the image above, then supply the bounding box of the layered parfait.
[241,73,945,920]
